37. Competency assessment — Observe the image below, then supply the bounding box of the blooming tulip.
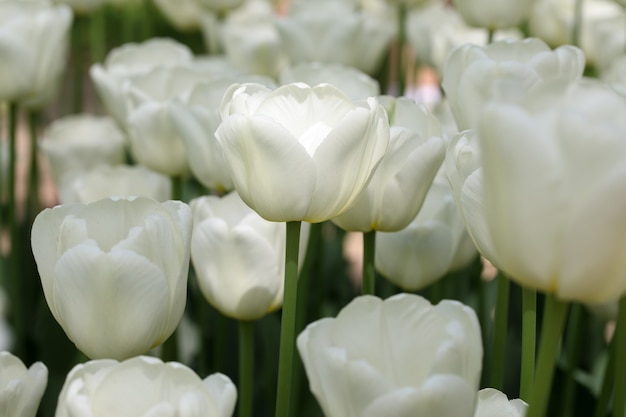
[31,197,191,359]
[57,164,172,204]
[38,114,126,186]
[0,1,72,107]
[190,191,308,320]
[474,388,527,417]
[441,38,585,131]
[215,82,389,223]
[0,352,47,417]
[297,293,483,417]
[452,0,536,30]
[375,175,477,291]
[446,79,626,303]
[332,96,445,232]
[55,356,237,417]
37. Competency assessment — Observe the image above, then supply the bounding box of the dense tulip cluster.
[2,0,626,417]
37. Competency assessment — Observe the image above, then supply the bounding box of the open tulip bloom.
[31,197,192,360]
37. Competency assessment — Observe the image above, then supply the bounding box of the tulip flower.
[38,114,127,186]
[0,1,72,108]
[474,388,527,417]
[191,191,309,320]
[375,175,477,291]
[441,38,585,131]
[297,293,483,417]
[451,0,536,31]
[90,38,194,127]
[332,96,445,232]
[0,352,47,417]
[446,79,626,304]
[57,164,172,204]
[55,356,237,417]
[279,62,380,100]
[31,197,192,359]
[215,82,389,223]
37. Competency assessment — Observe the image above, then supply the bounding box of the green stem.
[572,0,584,47]
[213,312,227,372]
[89,10,106,73]
[238,320,254,417]
[362,231,376,295]
[7,102,24,357]
[593,338,615,417]
[172,176,184,201]
[487,28,495,44]
[395,3,406,96]
[520,286,537,401]
[526,295,570,417]
[72,16,86,113]
[613,294,626,417]
[27,111,40,217]
[275,221,302,417]
[561,303,586,417]
[490,273,510,390]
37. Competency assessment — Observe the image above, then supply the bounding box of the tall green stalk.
[593,338,615,417]
[238,320,254,417]
[572,0,584,47]
[526,295,569,417]
[520,286,537,401]
[613,294,626,417]
[561,303,585,417]
[27,111,40,217]
[490,273,510,390]
[395,4,406,96]
[362,231,376,296]
[275,221,302,417]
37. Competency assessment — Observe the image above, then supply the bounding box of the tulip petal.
[202,373,238,417]
[216,113,316,221]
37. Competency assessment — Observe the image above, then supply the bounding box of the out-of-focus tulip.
[216,82,389,223]
[57,164,172,204]
[0,1,72,108]
[279,62,380,100]
[31,197,191,359]
[603,54,626,96]
[451,0,536,30]
[90,38,194,127]
[152,0,215,31]
[171,74,275,193]
[446,79,626,303]
[442,38,585,131]
[375,175,477,291]
[275,0,396,75]
[55,356,237,417]
[332,96,444,232]
[190,191,308,320]
[474,388,527,417]
[0,352,47,417]
[38,114,126,186]
[297,293,483,417]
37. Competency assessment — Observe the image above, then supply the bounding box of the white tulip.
[0,352,47,417]
[474,388,527,417]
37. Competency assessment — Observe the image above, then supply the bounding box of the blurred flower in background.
[452,0,536,30]
[473,388,527,417]
[31,197,192,359]
[0,351,47,417]
[55,356,237,417]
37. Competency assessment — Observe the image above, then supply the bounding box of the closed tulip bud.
[474,388,527,417]
[0,1,72,107]
[31,197,192,359]
[442,38,585,131]
[216,82,389,223]
[297,293,483,417]
[332,96,445,232]
[55,356,237,417]
[452,0,536,30]
[376,175,478,291]
[0,352,47,417]
[190,191,308,320]
[38,114,127,186]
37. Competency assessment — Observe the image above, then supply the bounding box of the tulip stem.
[275,220,302,417]
[27,111,40,217]
[519,286,536,401]
[560,303,585,417]
[572,0,584,47]
[395,3,407,96]
[526,295,569,417]
[593,337,615,417]
[490,273,509,390]
[613,294,626,417]
[238,320,254,417]
[362,231,376,295]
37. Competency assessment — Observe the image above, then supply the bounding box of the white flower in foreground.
[0,352,47,417]
[474,388,527,417]
[297,293,483,417]
[31,197,191,359]
[55,356,237,417]
[216,82,389,223]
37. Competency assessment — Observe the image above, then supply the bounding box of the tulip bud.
[0,352,47,417]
